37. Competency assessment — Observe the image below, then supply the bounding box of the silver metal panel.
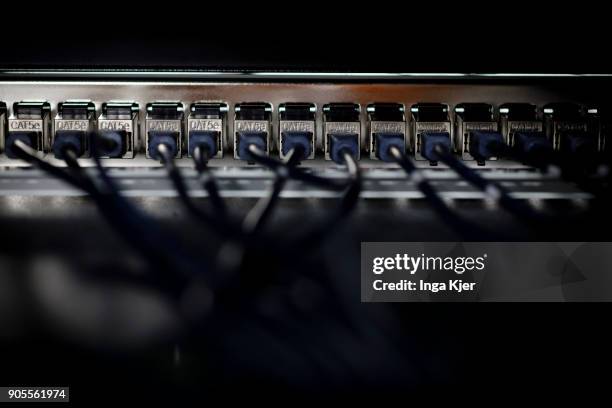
[0,80,581,163]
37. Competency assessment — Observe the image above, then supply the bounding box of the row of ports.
[0,100,605,165]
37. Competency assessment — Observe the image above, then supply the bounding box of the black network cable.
[191,144,228,219]
[89,136,211,285]
[503,139,611,197]
[91,132,219,286]
[210,144,306,290]
[432,143,543,221]
[242,144,302,236]
[10,140,96,195]
[388,146,490,240]
[480,134,610,199]
[13,135,210,293]
[247,143,361,243]
[470,130,609,187]
[220,146,362,292]
[478,134,556,174]
[247,147,349,191]
[155,143,239,238]
[12,140,164,275]
[288,148,362,251]
[336,149,362,215]
[216,144,360,278]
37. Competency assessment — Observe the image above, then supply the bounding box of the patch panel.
[0,78,608,171]
[0,99,603,164]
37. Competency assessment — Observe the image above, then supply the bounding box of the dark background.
[1,5,609,74]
